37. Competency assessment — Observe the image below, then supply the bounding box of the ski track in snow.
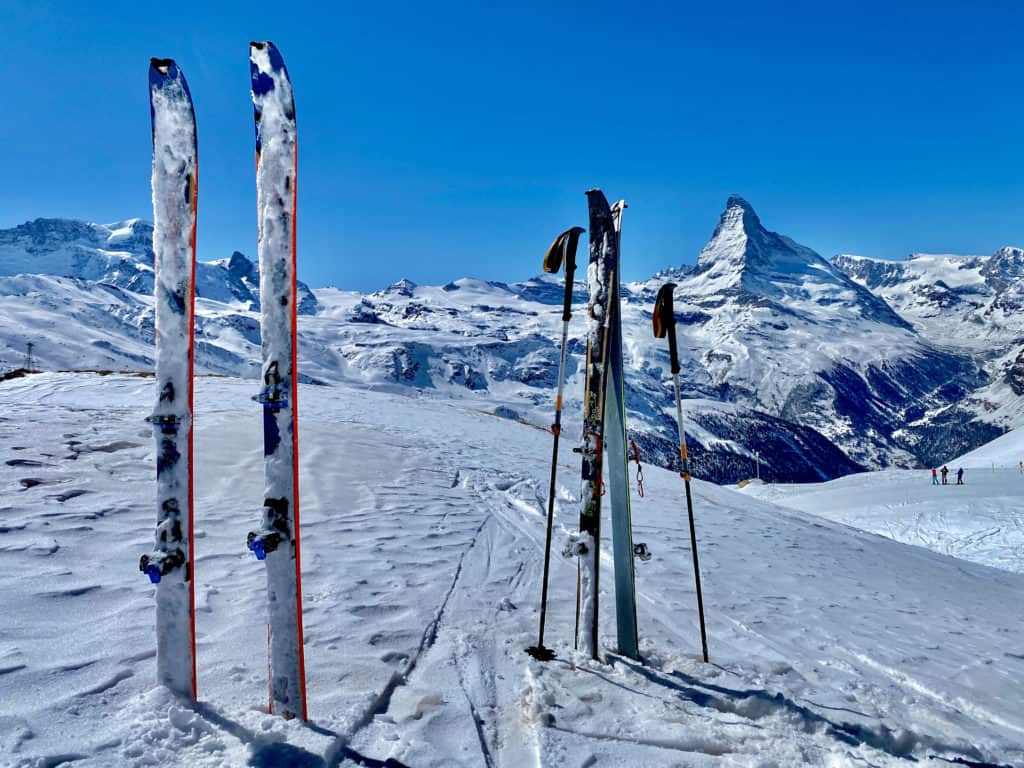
[1,373,1023,767]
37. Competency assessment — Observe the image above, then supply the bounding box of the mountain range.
[2,198,1021,482]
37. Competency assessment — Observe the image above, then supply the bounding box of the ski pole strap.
[630,439,645,498]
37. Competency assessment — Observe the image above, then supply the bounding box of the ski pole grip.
[544,226,585,323]
[653,283,681,374]
[561,227,583,322]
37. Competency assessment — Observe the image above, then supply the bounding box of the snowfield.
[1,373,1023,767]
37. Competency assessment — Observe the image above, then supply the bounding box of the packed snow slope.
[1,372,1022,767]
[742,467,1024,576]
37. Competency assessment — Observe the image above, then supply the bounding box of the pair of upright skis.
[527,190,641,662]
[528,191,709,664]
[140,42,307,720]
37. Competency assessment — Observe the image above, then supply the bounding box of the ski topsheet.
[574,189,617,659]
[141,58,198,699]
[604,200,640,660]
[246,40,308,721]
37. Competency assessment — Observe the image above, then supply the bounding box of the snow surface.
[1,372,1022,767]
[742,469,1024,576]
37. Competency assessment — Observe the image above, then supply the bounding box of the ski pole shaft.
[682,472,708,663]
[535,317,570,649]
[672,372,708,662]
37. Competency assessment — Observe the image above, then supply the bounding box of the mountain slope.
[0,203,1016,480]
[660,197,989,468]
[834,248,1024,441]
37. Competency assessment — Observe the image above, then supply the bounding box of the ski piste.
[246,41,308,721]
[526,225,584,662]
[603,200,640,661]
[139,58,198,700]
[573,189,618,660]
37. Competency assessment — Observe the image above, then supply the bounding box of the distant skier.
[1019,460,1023,474]
[931,468,938,485]
[941,465,949,485]
[957,467,964,485]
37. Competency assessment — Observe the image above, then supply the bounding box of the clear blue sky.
[3,0,1023,290]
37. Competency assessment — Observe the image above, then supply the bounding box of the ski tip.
[585,188,611,212]
[249,40,288,73]
[150,58,175,77]
[148,57,192,101]
[249,41,292,109]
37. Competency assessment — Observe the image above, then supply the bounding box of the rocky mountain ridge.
[1,200,1020,482]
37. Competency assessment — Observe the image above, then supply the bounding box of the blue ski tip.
[149,58,191,96]
[249,41,288,97]
[144,564,162,584]
[148,57,195,138]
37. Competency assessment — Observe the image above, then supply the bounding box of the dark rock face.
[1005,349,1024,396]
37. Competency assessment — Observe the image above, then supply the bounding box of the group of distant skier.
[931,465,964,485]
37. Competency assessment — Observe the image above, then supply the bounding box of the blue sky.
[2,1,1023,290]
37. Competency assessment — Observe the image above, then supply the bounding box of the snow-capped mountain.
[834,248,1024,431]
[0,217,318,314]
[0,199,1018,482]
[832,248,1024,347]
[657,196,990,468]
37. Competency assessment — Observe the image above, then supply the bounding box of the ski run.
[2,42,1024,768]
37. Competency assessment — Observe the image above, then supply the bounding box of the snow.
[2,372,1022,767]
[742,467,1024,576]
[957,422,1024,469]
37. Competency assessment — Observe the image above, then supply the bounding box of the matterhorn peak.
[696,195,773,273]
[724,194,759,218]
[684,195,911,329]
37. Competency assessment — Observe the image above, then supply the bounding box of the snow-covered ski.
[139,57,199,700]
[572,189,618,660]
[604,200,640,661]
[245,40,308,721]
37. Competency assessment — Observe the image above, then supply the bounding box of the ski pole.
[527,225,584,662]
[653,283,709,663]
